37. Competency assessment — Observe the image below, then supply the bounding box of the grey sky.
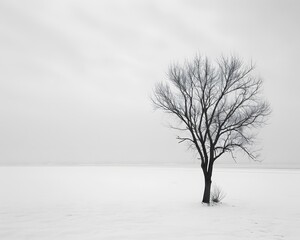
[0,0,299,165]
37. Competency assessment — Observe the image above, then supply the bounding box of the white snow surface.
[0,166,299,239]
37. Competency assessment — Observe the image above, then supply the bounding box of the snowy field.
[0,166,299,240]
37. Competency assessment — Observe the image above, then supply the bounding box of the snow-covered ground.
[0,166,299,239]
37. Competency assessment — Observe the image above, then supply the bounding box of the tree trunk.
[202,176,212,204]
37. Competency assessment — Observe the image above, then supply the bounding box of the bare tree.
[152,55,271,204]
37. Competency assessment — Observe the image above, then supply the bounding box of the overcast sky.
[0,0,299,166]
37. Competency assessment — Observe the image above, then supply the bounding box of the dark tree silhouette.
[152,55,271,204]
